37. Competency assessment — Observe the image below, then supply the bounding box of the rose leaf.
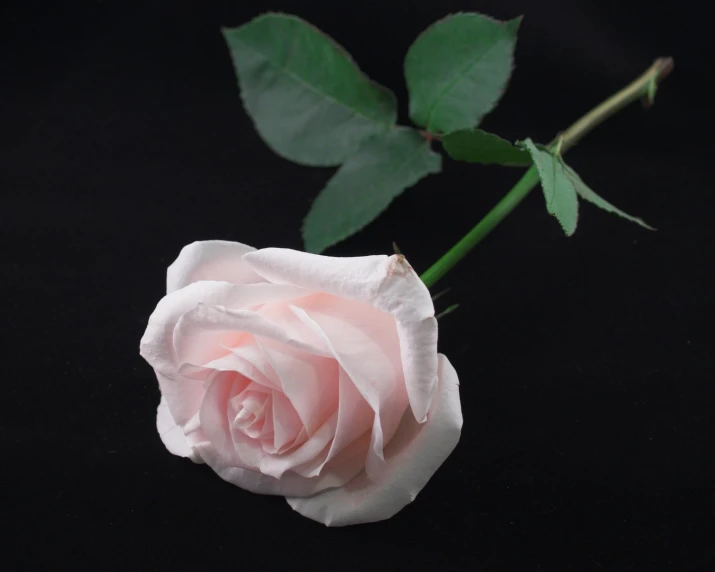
[302,128,442,253]
[405,13,521,135]
[562,163,655,230]
[222,13,397,166]
[517,138,579,236]
[443,128,531,166]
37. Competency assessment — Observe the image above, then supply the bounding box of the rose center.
[230,390,270,438]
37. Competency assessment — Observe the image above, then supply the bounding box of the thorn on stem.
[436,303,460,321]
[431,287,452,302]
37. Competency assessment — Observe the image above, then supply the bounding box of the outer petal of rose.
[285,353,462,527]
[243,249,434,323]
[395,317,438,423]
[141,281,240,379]
[156,396,203,462]
[243,249,388,303]
[243,249,437,422]
[141,281,309,377]
[141,281,305,426]
[166,240,264,293]
[172,304,330,372]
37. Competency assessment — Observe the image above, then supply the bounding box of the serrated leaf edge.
[302,129,442,252]
[405,12,522,133]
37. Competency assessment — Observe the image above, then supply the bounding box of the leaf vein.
[424,32,509,132]
[233,38,391,129]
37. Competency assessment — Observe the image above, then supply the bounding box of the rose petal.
[258,412,338,479]
[226,343,282,389]
[194,432,368,498]
[173,303,331,373]
[141,282,308,426]
[149,368,206,428]
[243,249,388,302]
[191,371,366,497]
[156,396,203,463]
[257,299,330,354]
[192,379,366,498]
[289,304,407,480]
[194,343,281,391]
[271,391,304,453]
[295,367,373,478]
[141,281,238,379]
[395,318,438,423]
[194,371,249,469]
[243,249,437,424]
[243,249,434,322]
[167,240,263,293]
[255,338,339,435]
[141,281,311,378]
[285,353,462,526]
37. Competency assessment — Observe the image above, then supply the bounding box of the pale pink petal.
[229,386,270,439]
[396,318,438,423]
[141,281,309,377]
[193,429,370,499]
[183,339,281,391]
[290,430,371,482]
[297,366,373,478]
[271,391,304,452]
[195,372,248,469]
[257,300,330,353]
[196,373,275,472]
[286,353,462,526]
[243,249,437,424]
[289,304,407,479]
[243,248,388,302]
[156,396,203,463]
[226,343,282,390]
[258,412,338,479]
[220,379,281,470]
[140,281,240,379]
[153,370,205,427]
[166,240,263,293]
[193,438,361,498]
[256,338,339,435]
[243,249,434,322]
[173,304,330,373]
[259,393,275,443]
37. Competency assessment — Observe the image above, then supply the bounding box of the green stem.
[420,57,674,289]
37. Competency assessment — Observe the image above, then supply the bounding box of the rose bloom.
[140,240,462,526]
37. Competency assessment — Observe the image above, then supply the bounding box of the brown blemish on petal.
[387,254,413,279]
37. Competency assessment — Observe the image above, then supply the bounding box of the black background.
[2,0,713,570]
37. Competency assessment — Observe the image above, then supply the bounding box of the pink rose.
[140,240,462,526]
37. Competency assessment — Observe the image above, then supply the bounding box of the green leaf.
[222,13,397,166]
[405,13,521,134]
[303,128,442,252]
[562,164,655,230]
[443,128,531,166]
[518,138,579,236]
